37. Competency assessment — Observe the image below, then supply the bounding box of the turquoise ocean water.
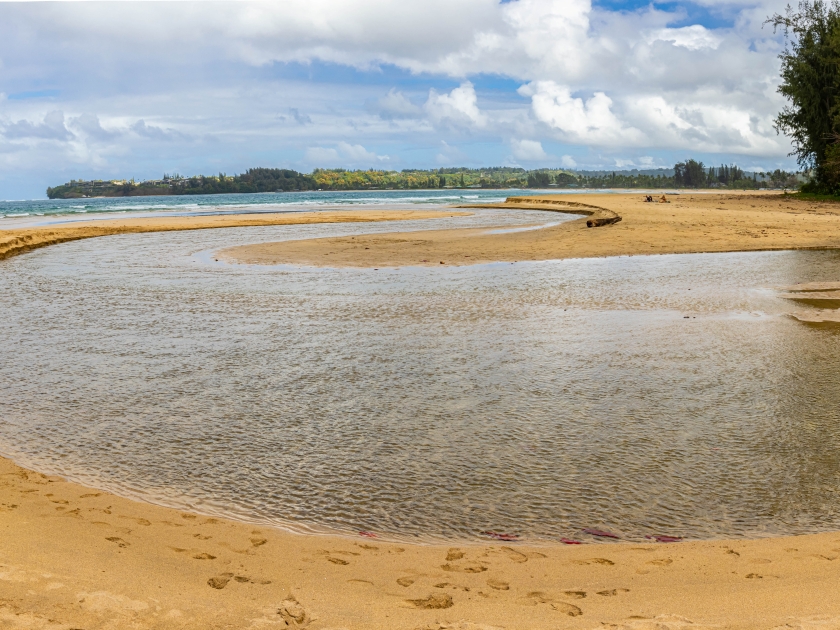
[0,189,538,222]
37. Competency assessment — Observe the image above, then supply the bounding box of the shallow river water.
[2,208,840,543]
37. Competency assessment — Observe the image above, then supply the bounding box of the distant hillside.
[47,162,802,199]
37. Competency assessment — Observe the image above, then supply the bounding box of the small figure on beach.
[659,194,669,203]
[644,195,654,202]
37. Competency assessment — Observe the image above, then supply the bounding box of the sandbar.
[0,209,470,262]
[221,192,840,267]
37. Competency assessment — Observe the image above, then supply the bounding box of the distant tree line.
[47,163,801,199]
[178,168,317,194]
[669,160,800,189]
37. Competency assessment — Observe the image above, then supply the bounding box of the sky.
[0,0,799,199]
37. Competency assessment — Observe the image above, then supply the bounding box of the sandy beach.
[4,192,840,629]
[0,209,469,262]
[220,192,840,267]
[3,455,840,630]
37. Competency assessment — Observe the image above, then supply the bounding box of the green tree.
[674,160,707,187]
[526,171,551,187]
[769,1,840,191]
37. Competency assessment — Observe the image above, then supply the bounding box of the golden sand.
[4,194,840,628]
[221,192,840,267]
[0,209,470,262]
[3,456,840,629]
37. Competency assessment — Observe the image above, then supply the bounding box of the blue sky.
[0,0,797,199]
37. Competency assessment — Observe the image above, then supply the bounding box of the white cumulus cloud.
[511,139,548,161]
[425,82,486,129]
[304,142,388,166]
[520,81,643,146]
[645,25,723,51]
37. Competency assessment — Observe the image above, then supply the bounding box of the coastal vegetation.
[46,164,800,199]
[770,0,840,193]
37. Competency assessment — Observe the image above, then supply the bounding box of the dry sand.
[5,194,840,628]
[221,192,840,267]
[0,209,469,262]
[3,456,840,630]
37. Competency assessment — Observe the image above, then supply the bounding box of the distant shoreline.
[46,164,797,199]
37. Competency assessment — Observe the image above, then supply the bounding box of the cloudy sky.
[0,0,797,199]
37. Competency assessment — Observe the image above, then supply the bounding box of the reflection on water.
[2,209,840,543]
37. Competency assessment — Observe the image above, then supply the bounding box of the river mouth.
[2,210,840,544]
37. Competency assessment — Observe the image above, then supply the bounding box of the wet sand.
[221,192,840,267]
[3,456,840,629]
[0,209,469,262]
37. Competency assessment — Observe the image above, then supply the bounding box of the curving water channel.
[2,207,840,543]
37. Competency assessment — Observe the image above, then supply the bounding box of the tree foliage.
[769,1,840,191]
[674,159,707,187]
[46,162,798,199]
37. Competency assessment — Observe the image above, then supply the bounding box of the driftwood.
[457,195,623,228]
[586,212,622,228]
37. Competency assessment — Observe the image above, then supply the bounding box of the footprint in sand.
[596,588,630,597]
[407,593,454,610]
[487,578,509,591]
[396,577,415,587]
[552,602,584,616]
[434,582,470,592]
[521,591,552,605]
[250,538,267,547]
[326,557,349,565]
[446,548,465,561]
[105,537,129,548]
[208,573,234,589]
[520,592,582,616]
[563,591,587,599]
[647,558,673,566]
[810,554,838,561]
[441,563,487,573]
[206,572,266,588]
[278,595,311,626]
[573,558,614,566]
[500,546,528,563]
[192,553,216,560]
